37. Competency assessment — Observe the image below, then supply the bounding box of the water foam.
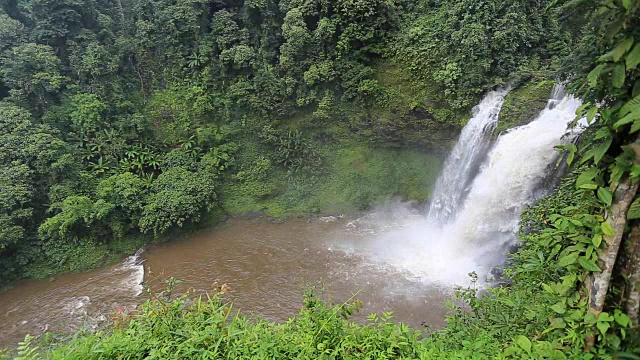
[118,248,145,296]
[334,86,583,287]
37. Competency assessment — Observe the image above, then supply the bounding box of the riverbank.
[1,144,445,288]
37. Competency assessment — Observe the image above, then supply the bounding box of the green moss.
[341,61,464,152]
[496,80,554,134]
[221,145,442,217]
[310,146,442,212]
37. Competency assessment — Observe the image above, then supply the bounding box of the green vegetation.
[10,174,639,358]
[0,0,574,283]
[3,0,640,358]
[222,146,442,217]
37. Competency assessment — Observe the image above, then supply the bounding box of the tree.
[65,93,107,137]
[0,104,75,251]
[38,195,114,241]
[96,172,147,235]
[139,167,216,235]
[1,43,67,113]
[0,12,25,53]
[19,0,91,51]
[0,163,32,250]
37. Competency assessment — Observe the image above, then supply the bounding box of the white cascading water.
[430,86,583,278]
[427,87,510,224]
[338,85,583,287]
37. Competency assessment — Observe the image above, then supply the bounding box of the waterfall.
[338,85,583,287]
[439,88,583,277]
[427,87,509,224]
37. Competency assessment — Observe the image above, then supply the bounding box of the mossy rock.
[496,80,555,134]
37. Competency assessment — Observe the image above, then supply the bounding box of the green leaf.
[613,37,635,62]
[627,44,640,70]
[615,312,631,327]
[613,352,640,360]
[558,254,578,267]
[628,198,640,219]
[598,312,614,322]
[587,106,598,123]
[634,80,640,97]
[551,302,566,314]
[579,183,598,190]
[584,312,597,324]
[605,17,624,40]
[597,321,610,335]
[582,138,612,164]
[576,102,591,116]
[503,346,518,357]
[612,63,626,88]
[602,222,616,237]
[576,167,599,188]
[619,96,640,117]
[578,257,602,272]
[594,127,611,140]
[515,335,531,353]
[631,164,640,179]
[593,234,603,248]
[551,318,567,329]
[588,64,608,87]
[618,96,640,120]
[597,187,613,205]
[557,143,578,165]
[623,0,631,9]
[550,317,566,329]
[631,120,640,133]
[586,244,594,259]
[613,109,640,128]
[567,147,576,165]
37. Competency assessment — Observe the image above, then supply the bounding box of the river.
[0,213,456,349]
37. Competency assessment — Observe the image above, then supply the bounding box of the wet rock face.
[348,107,460,153]
[495,80,555,135]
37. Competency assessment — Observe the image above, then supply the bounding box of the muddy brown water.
[0,216,459,349]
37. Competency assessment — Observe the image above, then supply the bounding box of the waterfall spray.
[338,85,583,287]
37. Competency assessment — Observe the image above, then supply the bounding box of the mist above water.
[333,86,583,287]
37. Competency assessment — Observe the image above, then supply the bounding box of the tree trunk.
[586,178,639,347]
[625,225,640,326]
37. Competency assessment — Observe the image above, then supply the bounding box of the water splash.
[427,87,510,224]
[120,248,145,296]
[337,86,583,287]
